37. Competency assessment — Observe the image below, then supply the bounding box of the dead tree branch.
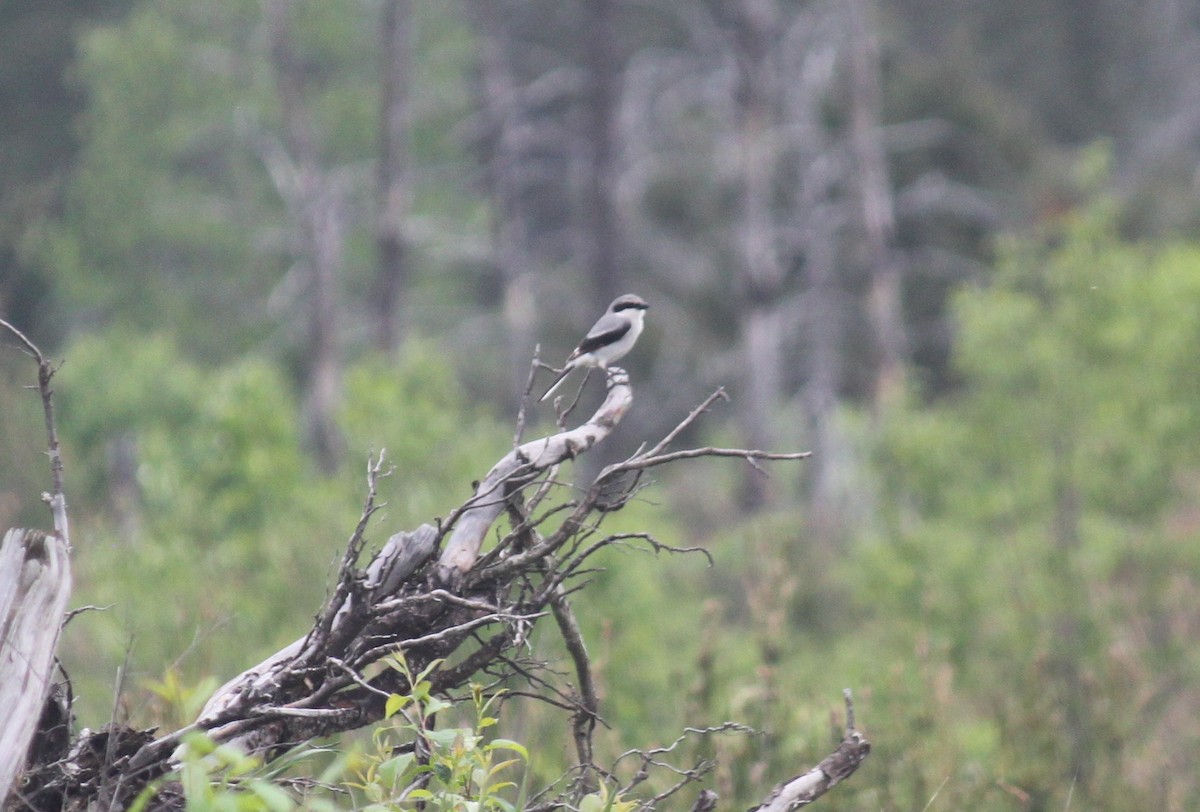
[748,690,871,812]
[0,318,68,544]
[6,358,868,811]
[437,366,632,581]
[0,322,73,804]
[549,587,600,794]
[0,530,73,804]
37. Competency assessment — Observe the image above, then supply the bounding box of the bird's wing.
[570,313,631,358]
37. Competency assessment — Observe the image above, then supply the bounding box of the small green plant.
[348,653,528,811]
[130,730,317,812]
[143,668,222,730]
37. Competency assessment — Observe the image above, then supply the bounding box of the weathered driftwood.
[0,529,72,803]
[5,360,865,811]
[110,367,636,781]
[436,367,632,580]
[181,523,442,752]
[0,319,73,809]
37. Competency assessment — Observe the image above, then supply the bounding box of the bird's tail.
[538,367,573,402]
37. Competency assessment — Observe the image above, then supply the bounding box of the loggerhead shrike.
[539,293,650,402]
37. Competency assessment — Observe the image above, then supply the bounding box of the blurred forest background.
[3,0,1200,810]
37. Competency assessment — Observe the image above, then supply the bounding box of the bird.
[539,293,650,402]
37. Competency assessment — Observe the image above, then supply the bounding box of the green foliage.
[11,1,1200,809]
[128,659,533,812]
[576,784,638,812]
[133,730,350,812]
[340,345,511,529]
[33,0,482,359]
[43,200,1200,808]
[349,655,527,812]
[144,668,221,731]
[40,0,283,352]
[166,733,303,812]
[843,199,1200,809]
[56,332,508,726]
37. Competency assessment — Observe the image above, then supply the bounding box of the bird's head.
[610,294,649,313]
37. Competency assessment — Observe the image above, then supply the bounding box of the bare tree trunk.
[0,320,72,804]
[264,0,345,471]
[729,0,785,510]
[374,0,412,353]
[0,529,72,803]
[845,0,905,411]
[576,0,623,308]
[801,210,842,536]
[468,0,539,397]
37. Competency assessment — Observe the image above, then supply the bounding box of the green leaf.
[488,759,521,777]
[385,693,409,719]
[424,696,452,715]
[413,658,445,684]
[427,727,474,749]
[579,792,605,812]
[378,752,416,787]
[247,780,296,812]
[484,739,528,760]
[181,731,218,758]
[127,781,163,812]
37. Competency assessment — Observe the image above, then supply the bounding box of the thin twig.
[494,654,582,714]
[614,723,756,765]
[549,586,600,794]
[552,367,593,427]
[1,317,69,543]
[513,345,541,449]
[62,604,115,627]
[308,451,389,651]
[598,532,714,565]
[390,611,545,651]
[377,589,503,614]
[618,447,811,473]
[327,657,393,701]
[641,387,729,459]
[645,761,717,807]
[616,723,755,797]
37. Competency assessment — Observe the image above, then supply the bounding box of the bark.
[374,0,413,353]
[0,530,72,803]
